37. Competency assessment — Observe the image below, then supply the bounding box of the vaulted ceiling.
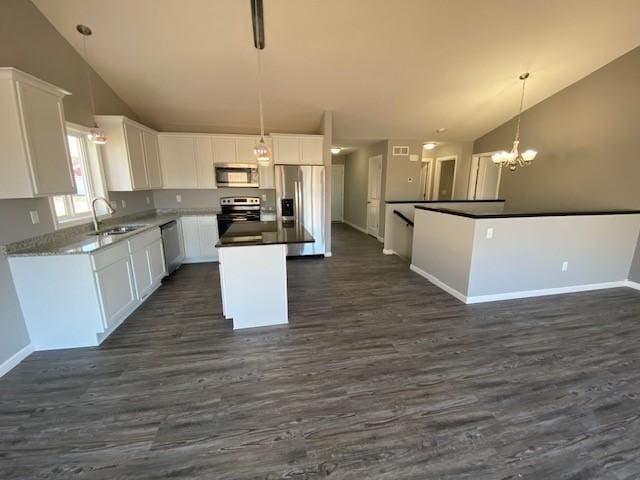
[33,0,640,143]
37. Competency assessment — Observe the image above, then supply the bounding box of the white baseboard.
[343,220,367,234]
[0,343,34,378]
[410,263,636,304]
[382,248,396,255]
[626,279,640,291]
[409,264,468,303]
[324,252,332,257]
[377,235,384,243]
[466,281,627,304]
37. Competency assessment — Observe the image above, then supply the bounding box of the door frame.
[366,154,383,237]
[420,157,434,200]
[433,155,458,200]
[468,151,502,199]
[331,164,345,222]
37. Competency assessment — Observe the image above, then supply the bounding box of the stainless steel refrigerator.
[275,165,325,256]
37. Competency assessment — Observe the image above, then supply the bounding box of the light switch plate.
[29,210,40,225]
[486,227,494,239]
[121,200,127,209]
[409,154,419,162]
[176,194,182,203]
[562,261,569,272]
[146,196,150,205]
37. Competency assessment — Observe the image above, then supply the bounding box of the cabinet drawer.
[91,241,131,271]
[128,227,161,253]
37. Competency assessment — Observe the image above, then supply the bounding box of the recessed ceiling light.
[331,147,342,155]
[435,128,446,133]
[423,143,436,150]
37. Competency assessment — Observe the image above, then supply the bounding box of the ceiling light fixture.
[250,0,271,166]
[331,147,342,155]
[76,24,107,145]
[423,143,436,150]
[492,73,537,171]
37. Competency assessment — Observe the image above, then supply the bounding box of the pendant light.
[76,24,107,145]
[492,73,537,171]
[251,0,271,166]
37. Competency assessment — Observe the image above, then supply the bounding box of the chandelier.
[492,73,537,171]
[251,0,271,166]
[76,24,107,145]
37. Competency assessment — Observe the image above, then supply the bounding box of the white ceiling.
[33,0,640,143]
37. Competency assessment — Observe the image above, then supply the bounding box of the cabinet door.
[148,239,166,284]
[124,123,148,189]
[195,137,216,187]
[198,216,219,261]
[235,137,259,164]
[159,135,198,188]
[259,164,275,189]
[131,248,153,299]
[142,130,162,189]
[181,217,201,259]
[18,82,75,195]
[212,137,237,164]
[95,257,137,330]
[301,136,324,165]
[273,136,300,165]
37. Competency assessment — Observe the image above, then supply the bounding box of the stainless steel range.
[217,197,261,236]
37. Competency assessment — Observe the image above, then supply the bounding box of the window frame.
[50,122,110,229]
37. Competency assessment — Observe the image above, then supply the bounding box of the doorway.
[419,157,433,200]
[433,156,457,200]
[331,164,344,221]
[367,155,382,237]
[468,153,501,199]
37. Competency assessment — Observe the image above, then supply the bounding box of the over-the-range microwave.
[214,163,259,188]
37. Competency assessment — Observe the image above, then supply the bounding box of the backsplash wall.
[153,188,276,211]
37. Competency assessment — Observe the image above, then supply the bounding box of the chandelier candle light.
[76,24,107,145]
[251,0,271,166]
[491,73,537,171]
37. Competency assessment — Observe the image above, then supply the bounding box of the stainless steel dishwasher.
[160,220,184,275]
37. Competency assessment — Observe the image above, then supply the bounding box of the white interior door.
[367,155,382,237]
[469,155,501,199]
[331,164,344,221]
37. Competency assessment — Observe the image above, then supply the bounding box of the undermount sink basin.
[88,225,145,236]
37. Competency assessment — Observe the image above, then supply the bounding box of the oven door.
[215,164,259,188]
[217,213,260,236]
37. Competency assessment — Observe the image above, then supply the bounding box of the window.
[51,124,109,228]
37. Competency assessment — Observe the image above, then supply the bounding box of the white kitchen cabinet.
[272,134,324,165]
[259,165,275,189]
[195,137,216,188]
[142,130,163,188]
[236,136,260,164]
[8,227,166,351]
[158,134,198,188]
[212,137,237,164]
[95,116,161,191]
[181,215,219,262]
[0,68,75,199]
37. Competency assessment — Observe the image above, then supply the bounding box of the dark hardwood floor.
[2,222,640,479]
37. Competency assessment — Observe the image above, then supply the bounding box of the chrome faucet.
[91,196,116,233]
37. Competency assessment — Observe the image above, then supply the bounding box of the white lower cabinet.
[9,227,166,351]
[181,215,219,262]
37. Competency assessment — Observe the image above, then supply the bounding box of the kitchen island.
[216,221,314,329]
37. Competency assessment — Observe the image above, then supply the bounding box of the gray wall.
[474,46,640,212]
[153,188,276,210]
[431,142,474,201]
[0,0,145,368]
[630,233,640,283]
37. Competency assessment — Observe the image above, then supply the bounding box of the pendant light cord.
[514,76,527,144]
[82,35,97,121]
[254,0,265,141]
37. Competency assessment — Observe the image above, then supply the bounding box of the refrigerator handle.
[294,180,300,226]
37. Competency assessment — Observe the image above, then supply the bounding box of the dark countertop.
[415,206,640,219]
[216,221,315,248]
[385,199,506,204]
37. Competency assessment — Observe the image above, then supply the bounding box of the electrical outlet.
[407,177,413,183]
[146,196,150,205]
[121,199,127,209]
[176,194,182,203]
[486,227,494,239]
[261,194,267,201]
[562,261,569,272]
[110,200,117,209]
[29,210,40,225]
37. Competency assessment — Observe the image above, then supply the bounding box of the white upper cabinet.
[195,137,216,188]
[95,116,161,191]
[272,134,324,165]
[212,137,237,164]
[0,68,75,199]
[158,134,198,188]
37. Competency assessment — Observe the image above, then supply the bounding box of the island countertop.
[215,221,315,248]
[415,206,640,219]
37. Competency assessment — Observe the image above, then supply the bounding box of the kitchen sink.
[88,225,145,236]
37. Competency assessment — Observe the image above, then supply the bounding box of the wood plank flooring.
[2,222,640,479]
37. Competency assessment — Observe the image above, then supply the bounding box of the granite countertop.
[415,205,640,219]
[6,209,220,257]
[216,221,314,248]
[385,199,506,204]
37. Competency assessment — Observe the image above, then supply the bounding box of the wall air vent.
[392,146,410,156]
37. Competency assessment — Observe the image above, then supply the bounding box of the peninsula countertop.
[414,206,640,219]
[216,221,314,248]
